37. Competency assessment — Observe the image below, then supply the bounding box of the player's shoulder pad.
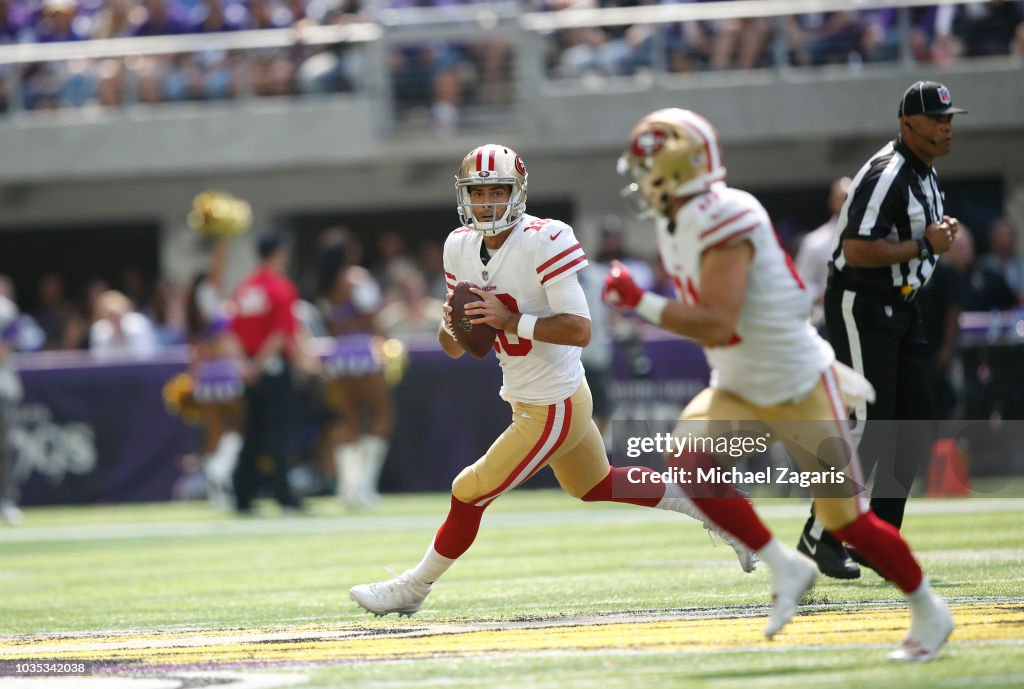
[445,225,476,243]
[528,218,588,286]
[685,186,765,253]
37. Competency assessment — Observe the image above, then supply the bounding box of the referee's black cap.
[898,81,968,117]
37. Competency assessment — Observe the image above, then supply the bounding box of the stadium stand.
[1,0,1023,506]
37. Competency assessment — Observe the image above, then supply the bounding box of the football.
[450,281,497,359]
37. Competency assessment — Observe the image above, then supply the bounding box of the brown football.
[450,281,497,359]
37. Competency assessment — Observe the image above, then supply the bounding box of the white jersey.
[444,214,589,405]
[657,182,834,407]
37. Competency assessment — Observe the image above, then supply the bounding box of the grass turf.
[1,489,1022,687]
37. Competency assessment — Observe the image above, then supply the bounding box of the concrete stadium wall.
[1,64,1022,286]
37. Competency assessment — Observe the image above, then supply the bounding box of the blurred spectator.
[33,273,80,350]
[917,239,964,420]
[373,230,418,303]
[955,0,1024,57]
[89,289,159,357]
[92,0,141,39]
[96,58,127,106]
[385,1,469,135]
[0,276,44,352]
[377,263,443,337]
[0,278,23,525]
[595,214,654,289]
[119,266,150,311]
[557,26,634,78]
[148,276,186,345]
[785,11,864,66]
[419,240,448,300]
[978,216,1024,303]
[946,224,1017,312]
[295,1,367,96]
[794,176,850,332]
[708,15,771,70]
[35,0,92,43]
[578,236,612,435]
[136,0,193,36]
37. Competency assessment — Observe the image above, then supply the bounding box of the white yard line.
[1,499,1021,545]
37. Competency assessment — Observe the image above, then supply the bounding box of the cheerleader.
[316,230,395,509]
[184,191,250,508]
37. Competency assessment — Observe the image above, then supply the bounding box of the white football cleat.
[350,570,432,617]
[764,550,817,639]
[704,523,758,573]
[888,591,953,662]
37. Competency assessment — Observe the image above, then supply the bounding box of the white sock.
[205,431,241,485]
[334,443,362,503]
[756,538,792,570]
[808,517,826,540]
[410,545,455,585]
[908,577,935,607]
[359,435,388,499]
[654,482,707,523]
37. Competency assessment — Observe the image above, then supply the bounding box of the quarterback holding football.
[350,144,758,618]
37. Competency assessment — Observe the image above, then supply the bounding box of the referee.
[797,81,966,579]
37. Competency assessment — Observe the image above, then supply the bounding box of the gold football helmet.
[618,109,726,218]
[455,144,528,235]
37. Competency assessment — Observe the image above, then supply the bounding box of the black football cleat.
[797,515,861,580]
[847,546,890,580]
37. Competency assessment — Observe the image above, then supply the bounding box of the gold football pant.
[678,365,867,530]
[452,380,609,506]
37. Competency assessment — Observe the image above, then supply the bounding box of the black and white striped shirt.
[830,138,943,291]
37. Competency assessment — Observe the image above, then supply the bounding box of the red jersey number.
[492,293,533,357]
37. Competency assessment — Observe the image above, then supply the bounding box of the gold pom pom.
[187,190,253,237]
[375,338,409,386]
[163,372,201,425]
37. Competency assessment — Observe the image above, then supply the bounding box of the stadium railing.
[0,0,1019,134]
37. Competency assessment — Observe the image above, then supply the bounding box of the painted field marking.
[0,603,1020,669]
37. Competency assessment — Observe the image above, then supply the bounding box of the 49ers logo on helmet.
[632,129,667,157]
[937,86,952,105]
[515,155,526,175]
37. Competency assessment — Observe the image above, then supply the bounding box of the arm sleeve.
[534,222,588,287]
[443,235,457,293]
[544,272,591,320]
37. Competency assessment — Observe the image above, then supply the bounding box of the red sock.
[670,452,772,551]
[433,495,487,559]
[581,467,664,507]
[833,510,923,593]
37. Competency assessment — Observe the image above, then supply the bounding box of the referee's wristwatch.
[916,237,934,260]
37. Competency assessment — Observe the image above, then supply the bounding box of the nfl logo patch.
[482,270,489,281]
[937,86,952,105]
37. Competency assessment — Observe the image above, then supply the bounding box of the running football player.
[602,108,952,660]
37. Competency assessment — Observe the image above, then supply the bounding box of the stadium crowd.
[2,1,1023,135]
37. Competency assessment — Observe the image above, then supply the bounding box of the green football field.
[1,488,1023,688]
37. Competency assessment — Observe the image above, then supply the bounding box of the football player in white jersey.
[603,108,952,660]
[350,143,760,618]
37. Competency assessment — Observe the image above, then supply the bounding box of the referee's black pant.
[234,360,300,512]
[824,285,936,529]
